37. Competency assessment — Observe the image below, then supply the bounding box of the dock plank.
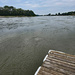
[35,50,75,75]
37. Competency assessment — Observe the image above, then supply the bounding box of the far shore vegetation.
[45,11,75,16]
[0,5,75,17]
[0,5,36,16]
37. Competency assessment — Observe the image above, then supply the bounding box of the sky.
[0,0,75,15]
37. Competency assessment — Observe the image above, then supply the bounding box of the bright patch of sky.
[0,0,75,14]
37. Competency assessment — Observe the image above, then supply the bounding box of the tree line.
[59,11,75,16]
[46,11,75,16]
[0,5,36,16]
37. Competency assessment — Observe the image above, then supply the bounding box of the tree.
[58,12,60,15]
[0,5,36,16]
[48,13,51,16]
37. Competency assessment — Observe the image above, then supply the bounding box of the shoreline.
[0,15,75,18]
[0,16,36,18]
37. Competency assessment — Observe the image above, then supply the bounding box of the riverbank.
[0,16,36,18]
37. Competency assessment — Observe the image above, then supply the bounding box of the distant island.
[0,5,75,16]
[0,5,36,16]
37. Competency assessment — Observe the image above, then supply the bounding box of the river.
[0,16,75,75]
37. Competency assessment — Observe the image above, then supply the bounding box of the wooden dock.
[35,50,75,75]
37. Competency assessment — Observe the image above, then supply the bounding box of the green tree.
[0,5,36,16]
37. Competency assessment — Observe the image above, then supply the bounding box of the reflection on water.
[0,16,75,75]
[0,16,75,31]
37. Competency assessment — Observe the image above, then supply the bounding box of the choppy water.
[0,16,75,75]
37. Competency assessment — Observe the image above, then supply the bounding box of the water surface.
[0,16,75,75]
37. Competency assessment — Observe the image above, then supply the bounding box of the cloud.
[0,0,9,3]
[39,0,75,7]
[18,2,40,8]
[0,0,75,14]
[0,0,75,7]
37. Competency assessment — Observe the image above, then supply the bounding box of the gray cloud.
[0,0,75,14]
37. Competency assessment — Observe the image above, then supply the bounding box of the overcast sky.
[0,0,75,14]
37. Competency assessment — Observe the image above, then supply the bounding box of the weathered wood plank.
[48,50,75,62]
[46,57,75,68]
[38,67,64,75]
[49,50,75,57]
[48,54,75,64]
[43,61,75,74]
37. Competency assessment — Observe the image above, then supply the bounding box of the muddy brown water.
[0,16,75,75]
